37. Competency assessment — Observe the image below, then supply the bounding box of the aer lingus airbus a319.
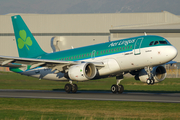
[0,15,178,93]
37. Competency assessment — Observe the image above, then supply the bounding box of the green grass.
[0,71,180,120]
[0,71,180,93]
[0,98,180,120]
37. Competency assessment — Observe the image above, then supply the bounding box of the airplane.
[0,15,178,94]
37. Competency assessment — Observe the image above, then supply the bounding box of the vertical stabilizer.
[11,15,46,58]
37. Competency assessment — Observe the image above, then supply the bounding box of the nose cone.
[166,46,178,60]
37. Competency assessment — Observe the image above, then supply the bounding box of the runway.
[0,89,180,103]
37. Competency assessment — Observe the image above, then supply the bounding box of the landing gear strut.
[64,80,78,93]
[145,66,154,85]
[111,75,124,94]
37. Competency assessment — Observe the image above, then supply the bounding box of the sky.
[0,0,180,15]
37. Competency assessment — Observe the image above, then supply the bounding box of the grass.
[0,98,180,120]
[0,71,180,120]
[0,71,180,93]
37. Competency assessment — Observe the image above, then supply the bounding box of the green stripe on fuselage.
[39,35,171,61]
[10,65,31,73]
[10,67,23,73]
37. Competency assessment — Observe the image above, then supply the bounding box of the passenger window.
[149,41,154,46]
[154,41,159,45]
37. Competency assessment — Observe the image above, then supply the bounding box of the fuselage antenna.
[144,32,147,36]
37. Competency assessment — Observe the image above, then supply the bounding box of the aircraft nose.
[166,46,178,60]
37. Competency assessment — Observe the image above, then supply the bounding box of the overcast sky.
[0,0,180,15]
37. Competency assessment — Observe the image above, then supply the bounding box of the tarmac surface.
[0,89,180,103]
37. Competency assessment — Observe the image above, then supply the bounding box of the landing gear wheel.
[117,84,124,94]
[146,79,151,85]
[150,79,154,85]
[64,84,72,93]
[72,84,78,93]
[111,84,118,94]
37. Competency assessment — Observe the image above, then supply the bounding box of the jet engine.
[67,62,97,81]
[137,66,167,83]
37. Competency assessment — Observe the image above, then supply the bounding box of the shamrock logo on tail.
[18,30,32,50]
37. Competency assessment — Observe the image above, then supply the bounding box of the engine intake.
[68,63,97,81]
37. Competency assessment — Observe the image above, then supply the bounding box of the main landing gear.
[145,66,155,85]
[111,75,124,94]
[64,80,78,93]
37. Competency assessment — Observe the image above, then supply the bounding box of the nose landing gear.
[145,66,155,85]
[146,79,154,85]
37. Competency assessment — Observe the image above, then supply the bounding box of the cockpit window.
[159,41,168,44]
[149,40,170,46]
[149,41,154,46]
[154,41,159,45]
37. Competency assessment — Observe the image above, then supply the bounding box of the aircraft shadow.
[52,89,180,93]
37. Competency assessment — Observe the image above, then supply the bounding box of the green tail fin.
[11,15,46,58]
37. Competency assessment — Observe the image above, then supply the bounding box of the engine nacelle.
[138,66,167,83]
[68,63,97,81]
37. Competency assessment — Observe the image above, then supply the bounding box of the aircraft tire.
[151,79,154,85]
[72,84,78,93]
[111,84,118,94]
[64,84,72,93]
[146,79,151,85]
[118,84,124,94]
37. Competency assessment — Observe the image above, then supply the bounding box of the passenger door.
[134,38,143,55]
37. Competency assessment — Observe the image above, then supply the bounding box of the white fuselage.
[20,45,177,81]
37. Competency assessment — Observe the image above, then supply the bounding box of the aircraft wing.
[0,55,104,72]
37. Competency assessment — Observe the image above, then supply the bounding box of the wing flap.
[1,59,14,66]
[0,55,74,67]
